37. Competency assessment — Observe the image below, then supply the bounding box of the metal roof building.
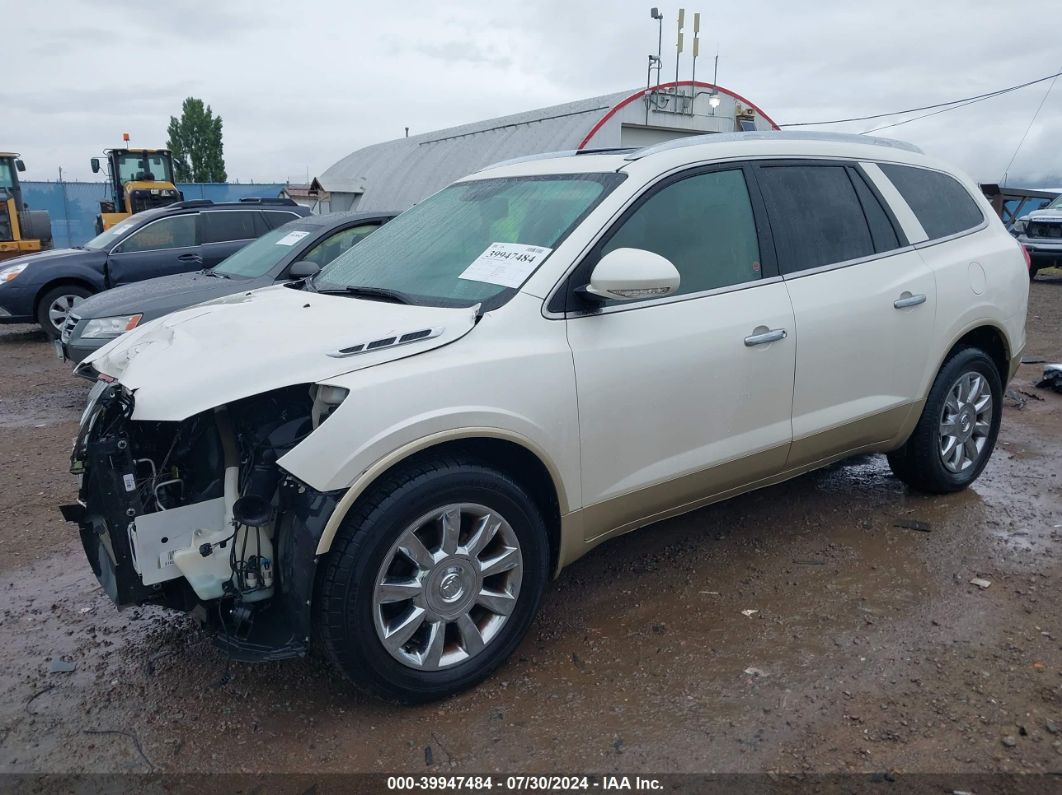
[316,80,778,213]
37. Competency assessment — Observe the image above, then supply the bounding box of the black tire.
[36,284,92,339]
[887,347,1003,494]
[315,455,549,703]
[1029,266,1039,281]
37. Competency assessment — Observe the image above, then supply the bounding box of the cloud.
[7,0,1060,189]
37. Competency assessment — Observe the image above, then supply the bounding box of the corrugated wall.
[20,182,288,248]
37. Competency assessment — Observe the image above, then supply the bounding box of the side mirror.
[287,260,320,279]
[584,247,680,302]
[14,159,25,173]
[90,158,101,174]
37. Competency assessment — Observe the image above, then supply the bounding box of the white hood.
[80,285,478,421]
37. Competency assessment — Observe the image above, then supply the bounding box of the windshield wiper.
[319,285,411,304]
[204,270,229,279]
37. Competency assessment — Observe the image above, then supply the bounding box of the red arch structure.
[577,80,780,150]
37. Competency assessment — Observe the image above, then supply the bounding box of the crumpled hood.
[80,284,478,421]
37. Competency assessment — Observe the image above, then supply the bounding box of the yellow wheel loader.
[91,144,183,233]
[0,153,52,262]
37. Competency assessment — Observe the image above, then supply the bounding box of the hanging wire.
[999,66,1061,186]
[778,69,1062,129]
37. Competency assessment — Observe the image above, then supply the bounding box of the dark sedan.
[59,211,396,363]
[0,198,309,338]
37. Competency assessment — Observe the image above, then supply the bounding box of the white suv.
[65,132,1029,702]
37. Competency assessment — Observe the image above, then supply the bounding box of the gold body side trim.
[786,404,913,470]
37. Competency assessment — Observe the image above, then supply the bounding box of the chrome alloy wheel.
[47,293,82,332]
[938,371,993,474]
[372,503,523,671]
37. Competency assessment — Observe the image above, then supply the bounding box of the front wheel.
[315,456,549,703]
[36,285,92,339]
[887,347,1002,493]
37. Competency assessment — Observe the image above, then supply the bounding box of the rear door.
[105,214,200,286]
[753,160,937,468]
[565,165,796,539]
[198,210,261,268]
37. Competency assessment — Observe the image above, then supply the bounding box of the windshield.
[1047,195,1062,210]
[214,225,315,278]
[314,174,620,309]
[0,160,14,190]
[82,215,140,250]
[115,152,174,184]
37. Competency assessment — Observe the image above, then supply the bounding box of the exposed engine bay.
[61,379,347,660]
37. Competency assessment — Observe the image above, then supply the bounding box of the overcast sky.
[7,0,1060,188]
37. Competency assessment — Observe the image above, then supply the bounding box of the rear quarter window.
[878,164,984,240]
[261,211,301,231]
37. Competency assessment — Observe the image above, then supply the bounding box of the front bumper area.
[61,381,342,661]
[60,313,112,364]
[0,284,35,324]
[1018,235,1062,268]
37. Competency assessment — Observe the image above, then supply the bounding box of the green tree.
[166,97,227,183]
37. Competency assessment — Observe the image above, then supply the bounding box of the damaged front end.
[61,379,347,661]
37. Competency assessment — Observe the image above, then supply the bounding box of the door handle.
[893,292,926,309]
[178,253,202,263]
[744,328,787,347]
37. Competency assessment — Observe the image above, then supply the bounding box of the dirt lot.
[0,277,1060,779]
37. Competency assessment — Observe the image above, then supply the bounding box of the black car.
[60,211,396,363]
[0,198,310,338]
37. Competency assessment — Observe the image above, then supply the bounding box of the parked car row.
[0,197,311,337]
[61,131,1029,703]
[59,210,395,362]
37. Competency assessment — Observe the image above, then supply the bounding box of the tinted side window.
[262,211,299,231]
[116,215,197,253]
[300,223,380,267]
[758,165,875,274]
[201,211,259,244]
[850,168,900,252]
[878,164,983,240]
[599,169,761,299]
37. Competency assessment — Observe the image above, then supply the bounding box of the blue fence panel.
[20,181,287,248]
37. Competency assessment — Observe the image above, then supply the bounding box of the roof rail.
[237,196,298,206]
[165,199,214,209]
[625,130,924,161]
[476,147,637,173]
[476,151,578,172]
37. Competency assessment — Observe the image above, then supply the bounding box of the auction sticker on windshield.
[459,242,552,289]
[276,230,311,246]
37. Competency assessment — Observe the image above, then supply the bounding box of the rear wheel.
[887,348,1002,493]
[36,285,91,339]
[315,456,549,703]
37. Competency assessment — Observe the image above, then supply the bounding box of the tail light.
[1020,244,1032,271]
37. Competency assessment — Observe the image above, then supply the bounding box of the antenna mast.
[674,8,685,86]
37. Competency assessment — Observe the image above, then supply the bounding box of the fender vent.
[328,327,443,358]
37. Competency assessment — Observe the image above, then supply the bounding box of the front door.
[105,213,200,286]
[565,165,796,540]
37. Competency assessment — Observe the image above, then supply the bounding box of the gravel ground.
[0,276,1059,777]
